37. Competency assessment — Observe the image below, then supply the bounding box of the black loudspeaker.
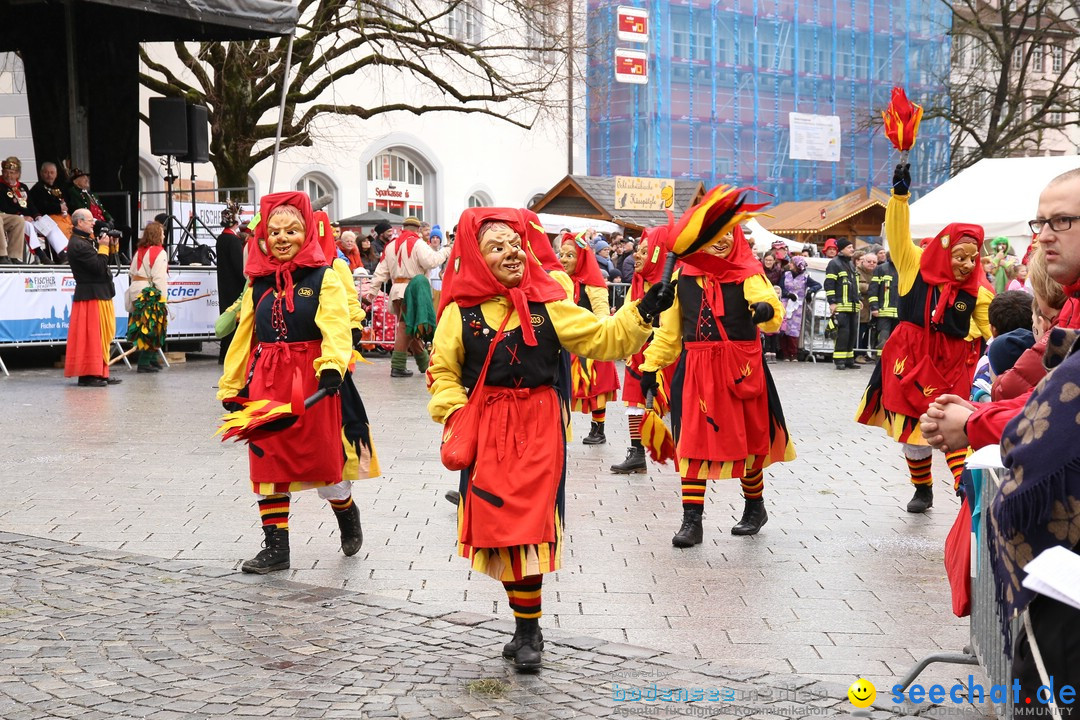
[149,97,189,156]
[178,105,209,164]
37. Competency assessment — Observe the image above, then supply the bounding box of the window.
[295,174,335,217]
[1033,44,1044,72]
[449,1,483,44]
[468,192,492,208]
[366,151,426,220]
[1052,45,1064,73]
[1049,107,1064,124]
[1012,44,1023,69]
[670,9,711,61]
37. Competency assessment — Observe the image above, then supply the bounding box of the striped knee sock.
[906,455,934,486]
[945,450,968,492]
[592,408,606,425]
[681,477,706,506]
[740,469,764,500]
[258,495,290,530]
[328,495,354,514]
[503,576,543,619]
[628,414,642,448]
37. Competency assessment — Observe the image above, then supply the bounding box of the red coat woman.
[641,225,794,544]
[557,233,621,444]
[612,226,677,474]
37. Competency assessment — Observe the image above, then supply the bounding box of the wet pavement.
[0,349,996,718]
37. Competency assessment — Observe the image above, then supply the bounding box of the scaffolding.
[586,0,952,203]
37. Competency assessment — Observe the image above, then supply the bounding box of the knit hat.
[430,224,444,240]
[823,238,838,250]
[988,328,1036,376]
[594,239,610,253]
[836,238,854,252]
[771,239,788,251]
[373,221,393,235]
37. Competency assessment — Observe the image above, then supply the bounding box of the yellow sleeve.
[426,302,468,424]
[217,284,256,400]
[549,269,573,299]
[744,274,785,333]
[549,296,652,360]
[332,258,365,326]
[887,193,924,295]
[314,268,353,378]
[969,286,994,342]
[585,283,610,319]
[641,275,683,372]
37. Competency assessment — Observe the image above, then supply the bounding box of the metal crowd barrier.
[896,452,1013,719]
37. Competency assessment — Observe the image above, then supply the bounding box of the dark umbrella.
[337,209,403,227]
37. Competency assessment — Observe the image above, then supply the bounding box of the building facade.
[585,0,953,202]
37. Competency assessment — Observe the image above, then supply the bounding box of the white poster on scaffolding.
[789,113,842,162]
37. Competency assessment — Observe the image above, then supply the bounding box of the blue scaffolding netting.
[586,0,952,204]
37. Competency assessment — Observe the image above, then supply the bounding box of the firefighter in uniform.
[824,238,860,369]
[869,249,900,349]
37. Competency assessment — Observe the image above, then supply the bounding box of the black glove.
[783,292,797,302]
[222,400,244,413]
[351,327,364,349]
[639,369,659,399]
[751,302,774,324]
[637,282,675,324]
[318,369,343,396]
[892,163,911,196]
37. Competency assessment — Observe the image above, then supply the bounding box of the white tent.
[909,156,1080,256]
[746,217,807,254]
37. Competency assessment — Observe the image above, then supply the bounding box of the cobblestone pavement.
[0,350,995,717]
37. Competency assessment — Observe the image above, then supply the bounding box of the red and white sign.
[615,48,648,84]
[617,6,648,43]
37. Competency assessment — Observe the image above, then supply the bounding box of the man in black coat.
[824,238,860,370]
[215,204,246,363]
[64,209,121,386]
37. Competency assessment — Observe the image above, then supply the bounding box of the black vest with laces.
[677,274,756,343]
[897,274,976,339]
[251,266,329,343]
[460,302,560,390]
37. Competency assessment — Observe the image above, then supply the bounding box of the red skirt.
[676,340,772,462]
[460,386,563,549]
[64,299,114,378]
[570,356,619,413]
[245,340,344,493]
[878,321,979,419]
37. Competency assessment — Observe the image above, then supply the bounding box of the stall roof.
[0,0,297,46]
[530,175,706,231]
[757,187,890,235]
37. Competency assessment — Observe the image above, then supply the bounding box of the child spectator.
[1006,262,1030,293]
[991,250,1068,402]
[970,290,1034,403]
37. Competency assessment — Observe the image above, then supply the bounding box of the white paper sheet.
[965,444,1005,470]
[1022,546,1080,611]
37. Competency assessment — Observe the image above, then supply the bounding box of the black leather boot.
[502,615,545,659]
[906,485,934,513]
[444,489,461,506]
[731,498,768,536]
[672,505,704,547]
[506,617,543,670]
[582,421,606,445]
[610,445,646,474]
[334,504,363,556]
[241,526,290,574]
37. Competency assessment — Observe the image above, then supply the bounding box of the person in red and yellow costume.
[427,208,672,670]
[557,233,621,444]
[612,226,676,474]
[217,192,358,574]
[640,224,795,544]
[855,164,992,513]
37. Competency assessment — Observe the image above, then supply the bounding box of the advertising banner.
[614,48,648,84]
[614,176,675,211]
[616,6,649,43]
[0,268,219,345]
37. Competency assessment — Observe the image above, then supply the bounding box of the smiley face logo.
[848,678,876,708]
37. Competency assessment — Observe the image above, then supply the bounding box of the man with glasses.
[920,167,1080,451]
